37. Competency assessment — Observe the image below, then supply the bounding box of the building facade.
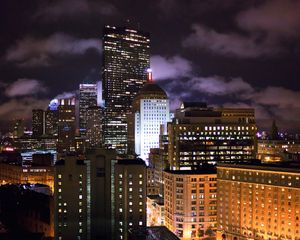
[86,106,103,148]
[85,148,116,239]
[130,79,170,162]
[102,25,150,154]
[114,159,147,240]
[164,168,217,240]
[44,99,59,137]
[0,184,54,238]
[11,119,25,138]
[147,195,165,226]
[32,109,45,137]
[168,102,257,170]
[257,139,300,162]
[54,156,88,240]
[0,161,54,192]
[57,98,76,154]
[217,162,300,240]
[79,83,98,136]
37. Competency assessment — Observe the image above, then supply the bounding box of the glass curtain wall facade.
[102,25,150,154]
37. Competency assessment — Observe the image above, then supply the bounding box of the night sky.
[1,0,300,132]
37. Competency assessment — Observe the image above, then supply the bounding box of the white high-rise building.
[129,74,170,162]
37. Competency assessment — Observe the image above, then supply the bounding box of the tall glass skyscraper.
[79,83,98,136]
[102,25,150,154]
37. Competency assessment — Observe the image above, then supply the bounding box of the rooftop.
[181,102,207,109]
[147,194,164,205]
[217,161,300,173]
[128,226,180,240]
[164,165,216,175]
[136,82,168,98]
[117,158,146,166]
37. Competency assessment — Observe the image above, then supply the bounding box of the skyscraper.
[102,25,150,154]
[32,109,45,137]
[129,72,170,162]
[79,83,98,136]
[57,98,76,154]
[45,99,59,137]
[86,106,103,148]
[11,119,25,138]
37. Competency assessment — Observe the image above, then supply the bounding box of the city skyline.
[1,2,300,239]
[0,0,300,133]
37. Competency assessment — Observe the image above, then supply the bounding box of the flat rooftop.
[217,161,300,174]
[164,165,216,175]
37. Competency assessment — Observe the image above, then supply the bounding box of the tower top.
[147,68,153,83]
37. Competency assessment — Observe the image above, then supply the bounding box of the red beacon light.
[147,68,153,82]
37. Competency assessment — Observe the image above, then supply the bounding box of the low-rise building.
[164,167,217,239]
[147,195,165,226]
[217,162,300,240]
[0,161,54,192]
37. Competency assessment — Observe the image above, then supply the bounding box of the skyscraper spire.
[147,68,153,83]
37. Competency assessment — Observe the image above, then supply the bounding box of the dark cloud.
[0,98,49,121]
[154,65,300,130]
[5,33,101,67]
[236,0,300,37]
[185,76,254,96]
[182,24,277,58]
[151,55,193,80]
[248,87,300,109]
[5,79,47,97]
[183,1,300,58]
[35,0,117,21]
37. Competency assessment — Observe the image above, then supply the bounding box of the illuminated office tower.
[129,73,170,162]
[102,25,150,154]
[79,83,97,136]
[45,99,59,137]
[167,102,257,170]
[57,98,76,153]
[86,106,103,148]
[164,168,217,239]
[32,109,45,137]
[114,159,147,240]
[217,162,300,240]
[54,155,88,240]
